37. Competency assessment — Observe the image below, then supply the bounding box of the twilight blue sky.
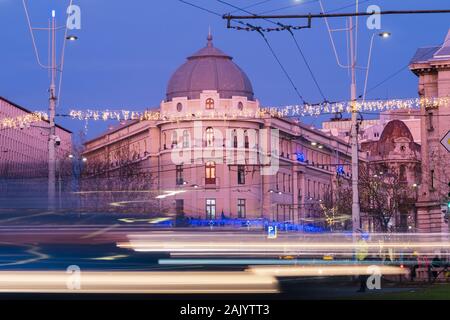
[0,0,449,141]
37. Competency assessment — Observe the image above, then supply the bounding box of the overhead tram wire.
[217,0,327,104]
[258,0,319,15]
[228,0,276,14]
[178,0,222,17]
[178,1,305,104]
[179,0,314,106]
[360,36,450,98]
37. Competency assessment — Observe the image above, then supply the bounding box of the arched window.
[205,161,216,184]
[238,101,244,111]
[205,127,214,147]
[232,129,238,148]
[244,130,249,149]
[176,103,183,112]
[172,130,178,148]
[400,165,407,182]
[206,98,215,110]
[182,130,190,148]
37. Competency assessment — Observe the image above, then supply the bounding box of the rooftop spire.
[207,27,213,47]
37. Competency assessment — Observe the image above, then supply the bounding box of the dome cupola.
[166,33,254,102]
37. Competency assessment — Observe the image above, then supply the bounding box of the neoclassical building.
[360,120,422,231]
[0,96,72,178]
[409,29,450,233]
[82,34,356,224]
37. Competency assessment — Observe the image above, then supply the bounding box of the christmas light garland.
[2,97,449,130]
[0,112,48,130]
[67,97,450,121]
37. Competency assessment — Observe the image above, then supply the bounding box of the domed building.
[166,33,254,102]
[81,34,354,227]
[360,120,421,232]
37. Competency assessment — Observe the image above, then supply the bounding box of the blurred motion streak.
[247,265,409,277]
[0,271,279,294]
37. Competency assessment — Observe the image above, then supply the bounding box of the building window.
[430,169,435,189]
[237,199,246,218]
[206,127,214,147]
[238,165,245,184]
[244,130,249,148]
[206,98,215,110]
[399,165,407,182]
[176,199,184,215]
[205,161,216,184]
[307,179,311,198]
[206,199,216,219]
[238,101,244,111]
[176,165,184,185]
[182,130,190,148]
[176,103,183,112]
[232,129,238,148]
[282,174,286,192]
[172,131,178,148]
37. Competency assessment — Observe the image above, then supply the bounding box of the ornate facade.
[82,35,356,225]
[409,29,450,233]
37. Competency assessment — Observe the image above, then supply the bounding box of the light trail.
[0,271,278,294]
[119,232,450,259]
[159,259,439,266]
[247,265,409,277]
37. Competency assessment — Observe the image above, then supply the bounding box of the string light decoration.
[2,97,449,130]
[0,112,48,130]
[68,109,161,121]
[66,97,450,121]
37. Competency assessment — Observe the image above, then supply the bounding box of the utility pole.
[223,7,450,234]
[22,1,78,211]
[348,16,360,233]
[48,10,57,210]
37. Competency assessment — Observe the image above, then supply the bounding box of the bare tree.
[80,139,159,214]
[359,163,416,232]
[320,177,352,231]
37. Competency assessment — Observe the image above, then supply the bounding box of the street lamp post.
[350,28,391,235]
[349,16,360,235]
[48,10,57,210]
[22,4,78,210]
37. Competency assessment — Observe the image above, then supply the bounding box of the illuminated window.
[205,161,216,184]
[206,98,215,110]
[206,127,214,147]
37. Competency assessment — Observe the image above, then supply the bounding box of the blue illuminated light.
[296,152,306,162]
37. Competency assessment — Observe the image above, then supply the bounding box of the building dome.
[379,120,414,144]
[166,33,254,102]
